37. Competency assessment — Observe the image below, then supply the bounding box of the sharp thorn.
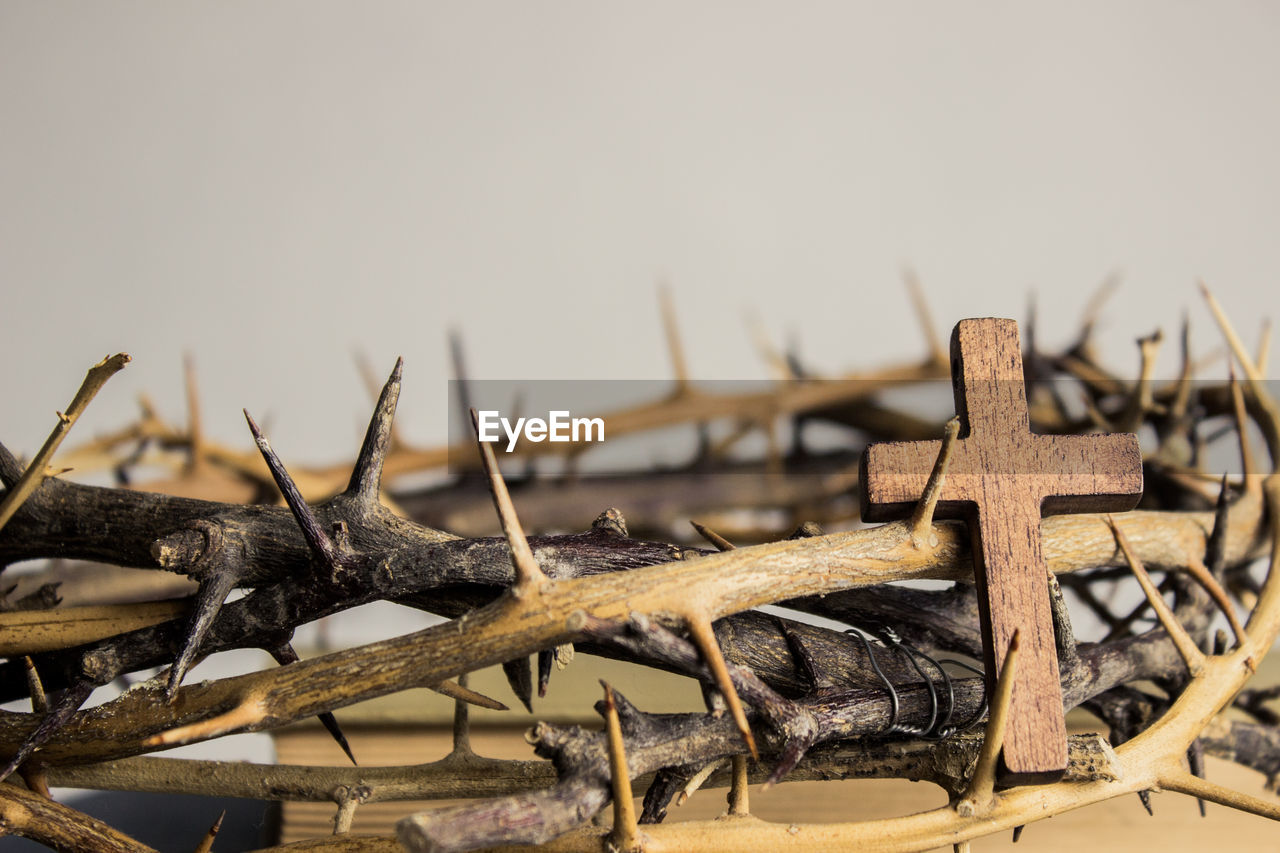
[537,648,553,698]
[167,566,241,700]
[689,520,735,552]
[430,679,509,711]
[0,679,94,782]
[469,407,548,594]
[903,266,948,367]
[502,656,534,713]
[269,644,357,764]
[449,330,476,440]
[23,657,47,713]
[244,410,341,568]
[686,616,757,760]
[347,357,403,505]
[909,416,961,545]
[1108,516,1206,674]
[658,282,691,394]
[318,711,358,766]
[602,682,640,851]
[193,809,226,853]
[958,629,1020,815]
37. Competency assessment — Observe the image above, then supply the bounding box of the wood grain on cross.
[860,318,1142,783]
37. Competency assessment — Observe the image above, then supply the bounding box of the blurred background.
[2,2,1278,466]
[2,3,1279,849]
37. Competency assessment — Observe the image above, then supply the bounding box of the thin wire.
[848,629,901,732]
[879,628,939,735]
[845,628,988,739]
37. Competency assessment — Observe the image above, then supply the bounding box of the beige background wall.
[3,3,1278,464]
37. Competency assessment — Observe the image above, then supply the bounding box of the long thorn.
[244,410,340,568]
[347,357,403,505]
[1184,554,1247,649]
[537,648,553,698]
[193,810,225,853]
[1161,770,1280,820]
[1188,739,1207,817]
[167,564,241,701]
[354,349,404,449]
[689,520,735,552]
[183,354,205,474]
[1168,314,1194,425]
[957,629,1021,816]
[909,417,961,547]
[0,679,94,782]
[23,657,47,713]
[1201,282,1263,384]
[904,267,948,367]
[269,644,357,765]
[1229,369,1260,496]
[746,310,795,380]
[603,683,641,852]
[469,408,548,595]
[503,656,534,712]
[449,330,477,443]
[429,678,509,711]
[659,282,691,396]
[686,616,757,759]
[1078,271,1121,346]
[1108,516,1206,675]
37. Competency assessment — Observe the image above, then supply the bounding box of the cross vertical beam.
[860,318,1142,784]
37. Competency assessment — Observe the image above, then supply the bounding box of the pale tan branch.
[956,630,1020,816]
[0,601,189,656]
[728,754,750,816]
[903,267,948,367]
[603,683,641,852]
[469,408,549,595]
[908,416,961,547]
[1160,769,1280,821]
[685,615,757,760]
[1108,516,1207,675]
[1183,554,1248,648]
[0,781,158,853]
[0,352,130,532]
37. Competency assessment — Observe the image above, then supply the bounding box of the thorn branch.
[0,353,131,532]
[1160,769,1280,821]
[347,357,403,505]
[685,615,757,760]
[690,520,735,552]
[244,410,341,569]
[469,408,549,596]
[1108,516,1207,675]
[909,416,961,547]
[603,682,642,852]
[957,629,1021,816]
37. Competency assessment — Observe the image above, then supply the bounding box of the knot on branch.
[151,521,225,577]
[591,507,629,538]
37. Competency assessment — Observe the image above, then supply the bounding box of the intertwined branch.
[0,285,1277,852]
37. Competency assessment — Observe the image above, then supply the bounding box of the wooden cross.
[860,317,1142,784]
